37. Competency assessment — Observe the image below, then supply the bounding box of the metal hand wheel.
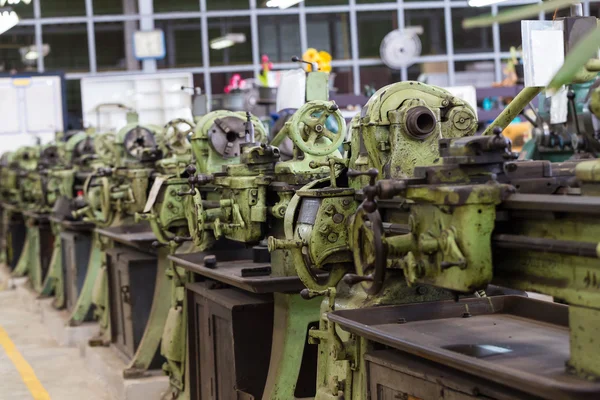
[162,118,194,156]
[94,133,116,164]
[83,174,114,226]
[289,100,346,156]
[185,190,206,247]
[346,206,386,295]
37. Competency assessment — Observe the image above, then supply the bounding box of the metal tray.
[96,222,157,248]
[22,210,49,222]
[328,295,600,400]
[50,216,95,232]
[171,248,327,294]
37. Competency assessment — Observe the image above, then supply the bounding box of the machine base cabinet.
[107,246,160,364]
[187,282,274,400]
[366,350,542,400]
[61,230,92,314]
[38,222,54,281]
[6,213,25,269]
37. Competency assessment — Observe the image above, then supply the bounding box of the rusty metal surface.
[329,296,600,400]
[171,251,328,294]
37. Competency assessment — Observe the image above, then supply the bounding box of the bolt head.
[203,255,217,269]
[332,213,344,224]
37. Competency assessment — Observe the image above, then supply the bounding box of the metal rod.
[482,86,543,136]
[501,193,600,215]
[493,234,599,259]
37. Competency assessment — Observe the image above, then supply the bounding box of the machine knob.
[185,164,197,176]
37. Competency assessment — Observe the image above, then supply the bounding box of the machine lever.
[173,236,193,244]
[291,56,318,73]
[342,274,374,286]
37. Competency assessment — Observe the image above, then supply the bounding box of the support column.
[138,0,157,73]
[125,0,140,71]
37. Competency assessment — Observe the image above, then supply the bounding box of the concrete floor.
[0,286,113,400]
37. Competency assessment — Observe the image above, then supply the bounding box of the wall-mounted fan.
[380,27,423,70]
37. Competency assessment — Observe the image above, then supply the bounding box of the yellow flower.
[304,48,319,60]
[319,62,332,73]
[318,51,332,63]
[302,48,333,72]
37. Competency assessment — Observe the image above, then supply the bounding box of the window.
[258,15,301,63]
[208,17,253,66]
[207,0,249,11]
[452,7,493,54]
[154,0,199,13]
[43,24,90,72]
[155,19,203,69]
[94,0,133,16]
[405,8,446,56]
[95,21,141,71]
[0,25,36,73]
[306,13,352,60]
[357,11,397,59]
[41,0,86,18]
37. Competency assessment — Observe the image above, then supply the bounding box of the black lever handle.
[342,274,374,286]
[292,56,318,72]
[347,168,378,184]
[173,236,193,244]
[567,90,585,151]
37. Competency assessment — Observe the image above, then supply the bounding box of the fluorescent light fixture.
[0,10,18,35]
[0,0,32,5]
[265,0,303,10]
[468,0,510,6]
[20,44,50,62]
[210,33,246,50]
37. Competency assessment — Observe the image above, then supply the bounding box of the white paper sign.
[530,30,564,87]
[522,20,565,88]
[133,30,166,60]
[276,69,306,112]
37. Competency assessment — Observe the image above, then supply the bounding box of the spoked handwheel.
[289,100,346,156]
[82,174,114,227]
[162,118,195,156]
[185,189,206,247]
[347,205,386,295]
[94,133,116,164]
